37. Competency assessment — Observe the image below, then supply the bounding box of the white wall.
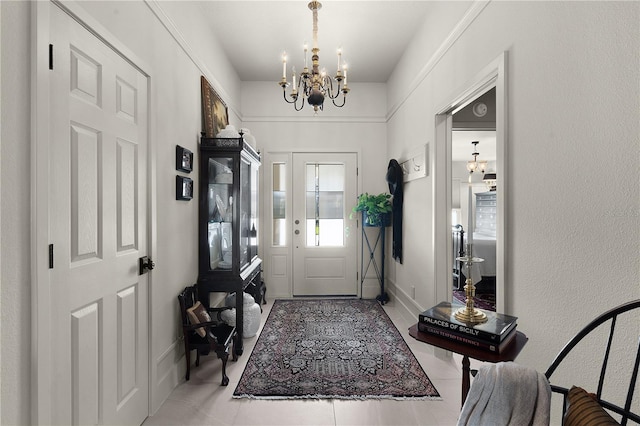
[71,0,247,414]
[241,81,389,298]
[387,0,639,409]
[383,1,478,311]
[2,1,639,423]
[0,0,243,422]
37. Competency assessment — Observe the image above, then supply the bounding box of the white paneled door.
[48,5,149,425]
[292,153,358,296]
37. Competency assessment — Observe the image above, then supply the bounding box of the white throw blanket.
[457,362,551,426]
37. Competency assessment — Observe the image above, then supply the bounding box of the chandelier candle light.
[279,1,350,113]
[455,141,488,324]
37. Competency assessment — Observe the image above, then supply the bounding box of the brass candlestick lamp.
[454,242,487,323]
[454,140,488,324]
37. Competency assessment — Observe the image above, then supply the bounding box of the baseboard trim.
[386,280,453,362]
[151,340,181,415]
[386,279,425,321]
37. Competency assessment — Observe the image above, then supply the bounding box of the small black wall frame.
[176,145,193,173]
[176,175,193,200]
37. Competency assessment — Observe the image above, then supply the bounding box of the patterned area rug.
[233,299,440,400]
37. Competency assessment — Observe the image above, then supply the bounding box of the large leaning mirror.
[451,88,497,311]
[434,52,507,314]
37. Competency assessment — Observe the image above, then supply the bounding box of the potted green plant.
[351,192,392,227]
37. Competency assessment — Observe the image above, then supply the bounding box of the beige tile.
[374,398,435,426]
[232,399,335,425]
[333,399,382,425]
[143,396,239,426]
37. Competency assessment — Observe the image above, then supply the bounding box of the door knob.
[139,256,155,275]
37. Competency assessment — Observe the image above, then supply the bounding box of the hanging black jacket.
[386,159,403,263]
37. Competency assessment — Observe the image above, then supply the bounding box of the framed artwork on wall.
[176,145,193,173]
[176,175,193,200]
[201,76,229,137]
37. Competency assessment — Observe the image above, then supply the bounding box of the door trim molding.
[261,150,362,299]
[31,2,155,422]
[31,3,53,422]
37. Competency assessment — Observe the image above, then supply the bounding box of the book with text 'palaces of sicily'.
[418,301,518,343]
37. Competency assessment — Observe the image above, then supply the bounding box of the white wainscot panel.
[70,46,102,107]
[117,285,138,404]
[116,138,138,251]
[116,76,137,123]
[71,302,101,426]
[271,255,287,276]
[305,258,345,279]
[71,123,102,262]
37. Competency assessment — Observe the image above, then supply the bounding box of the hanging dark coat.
[386,159,404,263]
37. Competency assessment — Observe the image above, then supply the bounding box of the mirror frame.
[433,52,508,313]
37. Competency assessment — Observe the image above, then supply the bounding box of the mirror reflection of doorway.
[451,88,497,311]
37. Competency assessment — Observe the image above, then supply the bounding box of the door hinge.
[49,44,53,70]
[48,244,54,269]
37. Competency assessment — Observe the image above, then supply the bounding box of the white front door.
[292,153,358,296]
[47,5,149,424]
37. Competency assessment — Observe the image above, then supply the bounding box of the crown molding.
[241,115,385,124]
[145,0,489,124]
[144,0,241,120]
[386,0,491,122]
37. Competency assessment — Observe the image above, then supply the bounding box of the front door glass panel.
[305,163,345,247]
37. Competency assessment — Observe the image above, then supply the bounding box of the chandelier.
[466,141,487,174]
[278,1,350,113]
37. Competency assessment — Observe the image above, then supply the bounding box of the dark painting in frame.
[176,175,193,201]
[201,76,229,137]
[176,145,193,173]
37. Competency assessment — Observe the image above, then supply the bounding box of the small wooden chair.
[178,285,238,385]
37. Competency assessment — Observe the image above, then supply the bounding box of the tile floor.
[144,298,480,426]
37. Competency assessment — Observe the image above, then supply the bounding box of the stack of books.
[418,301,518,354]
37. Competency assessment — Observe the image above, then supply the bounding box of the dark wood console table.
[408,324,528,408]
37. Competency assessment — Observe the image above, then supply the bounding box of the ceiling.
[452,131,496,162]
[452,88,497,162]
[197,1,436,83]
[193,1,495,160]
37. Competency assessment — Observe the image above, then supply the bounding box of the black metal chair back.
[545,299,640,425]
